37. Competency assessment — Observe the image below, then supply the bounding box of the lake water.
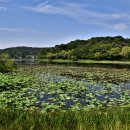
[13,61,130,110]
[15,59,130,69]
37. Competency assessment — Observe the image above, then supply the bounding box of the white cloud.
[0,27,25,32]
[24,1,130,30]
[1,1,128,31]
[0,27,46,35]
[25,2,129,20]
[113,23,129,30]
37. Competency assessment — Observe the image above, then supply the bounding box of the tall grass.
[0,107,130,130]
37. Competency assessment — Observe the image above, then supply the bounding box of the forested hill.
[39,36,130,60]
[1,36,130,60]
[0,46,48,59]
[53,36,130,51]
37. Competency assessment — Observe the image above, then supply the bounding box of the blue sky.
[0,0,130,49]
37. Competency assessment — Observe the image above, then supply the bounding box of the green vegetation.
[38,36,130,61]
[1,40,130,129]
[0,46,45,59]
[1,36,130,62]
[1,65,130,111]
[1,64,130,129]
[0,53,16,73]
[39,59,130,65]
[0,72,40,109]
[0,107,130,130]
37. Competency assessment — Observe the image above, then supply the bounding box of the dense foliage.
[1,36,130,61]
[0,53,16,73]
[0,107,130,130]
[38,36,130,61]
[0,46,46,59]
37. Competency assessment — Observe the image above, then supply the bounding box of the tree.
[58,50,68,59]
[120,46,130,60]
[36,36,130,61]
[46,53,56,60]
[107,47,121,60]
[0,53,16,73]
[94,52,102,60]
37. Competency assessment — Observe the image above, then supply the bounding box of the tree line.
[1,36,130,61]
[0,47,45,59]
[39,36,130,61]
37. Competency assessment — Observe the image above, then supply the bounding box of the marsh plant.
[0,107,130,130]
[1,64,130,129]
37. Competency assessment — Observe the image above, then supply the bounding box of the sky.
[0,0,130,49]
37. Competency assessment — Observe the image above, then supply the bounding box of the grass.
[78,60,130,65]
[0,107,130,130]
[39,59,130,65]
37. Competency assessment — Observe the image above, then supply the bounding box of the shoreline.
[38,59,130,65]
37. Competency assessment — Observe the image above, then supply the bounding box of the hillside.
[0,46,47,59]
[39,36,130,60]
[1,36,130,61]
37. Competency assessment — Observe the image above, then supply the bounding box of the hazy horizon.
[0,0,130,49]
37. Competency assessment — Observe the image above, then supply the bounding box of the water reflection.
[15,59,130,69]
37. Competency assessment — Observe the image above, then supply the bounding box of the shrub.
[0,53,17,73]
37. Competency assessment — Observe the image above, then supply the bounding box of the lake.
[15,63,130,111]
[1,62,130,111]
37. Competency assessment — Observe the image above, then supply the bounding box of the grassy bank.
[39,59,130,65]
[0,108,130,130]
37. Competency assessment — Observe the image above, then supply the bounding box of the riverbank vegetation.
[1,64,130,129]
[38,59,130,65]
[1,107,130,130]
[0,53,16,73]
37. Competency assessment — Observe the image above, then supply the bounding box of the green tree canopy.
[107,47,121,60]
[120,46,130,60]
[0,53,16,73]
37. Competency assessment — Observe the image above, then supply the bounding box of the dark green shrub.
[0,53,16,73]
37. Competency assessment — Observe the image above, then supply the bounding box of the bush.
[0,53,17,73]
